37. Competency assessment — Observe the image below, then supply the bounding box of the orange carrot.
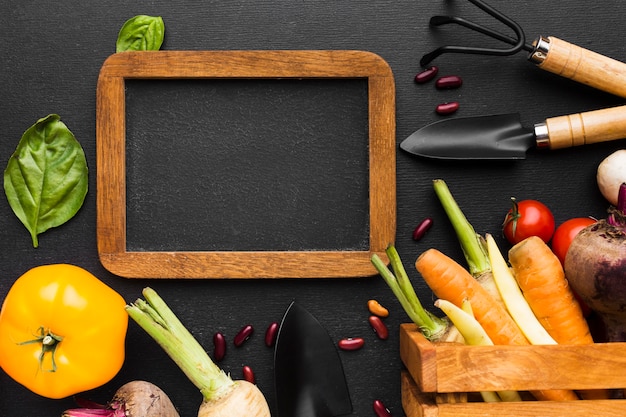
[509,236,609,400]
[416,248,580,402]
[508,236,592,345]
[415,248,528,346]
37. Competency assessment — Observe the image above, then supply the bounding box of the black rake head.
[420,0,535,67]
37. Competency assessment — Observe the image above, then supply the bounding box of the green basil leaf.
[116,15,165,52]
[4,114,88,247]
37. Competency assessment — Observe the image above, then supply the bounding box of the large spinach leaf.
[116,15,165,52]
[4,114,88,247]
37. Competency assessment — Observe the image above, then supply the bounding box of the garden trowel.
[274,301,352,417]
[400,105,626,160]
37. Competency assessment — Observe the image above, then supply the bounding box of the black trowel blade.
[400,113,536,160]
[274,301,352,417]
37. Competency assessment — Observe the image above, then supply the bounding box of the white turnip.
[62,380,179,416]
[565,183,626,342]
[125,288,271,417]
[597,149,626,206]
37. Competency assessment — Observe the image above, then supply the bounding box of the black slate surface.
[124,78,371,252]
[1,1,625,416]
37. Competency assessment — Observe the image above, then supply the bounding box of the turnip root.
[125,288,271,417]
[62,380,179,416]
[197,380,268,417]
[565,183,626,342]
[597,149,626,206]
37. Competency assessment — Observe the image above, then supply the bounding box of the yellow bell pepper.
[0,264,128,399]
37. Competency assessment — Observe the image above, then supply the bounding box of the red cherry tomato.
[551,217,597,318]
[502,198,555,245]
[551,217,597,266]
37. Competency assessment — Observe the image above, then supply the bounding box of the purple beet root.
[565,183,626,342]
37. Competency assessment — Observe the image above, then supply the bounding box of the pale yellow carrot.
[486,234,557,345]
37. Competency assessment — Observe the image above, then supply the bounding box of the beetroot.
[62,381,179,417]
[565,183,626,342]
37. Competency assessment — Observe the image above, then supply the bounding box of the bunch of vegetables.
[64,287,272,416]
[125,288,271,417]
[1,15,272,416]
[373,179,617,402]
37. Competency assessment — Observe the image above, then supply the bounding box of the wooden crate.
[399,323,626,417]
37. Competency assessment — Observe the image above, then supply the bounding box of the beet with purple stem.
[62,380,180,417]
[565,183,626,342]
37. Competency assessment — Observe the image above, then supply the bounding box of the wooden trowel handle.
[540,105,626,150]
[531,36,626,99]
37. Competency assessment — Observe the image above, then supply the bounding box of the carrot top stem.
[433,179,490,276]
[371,248,448,340]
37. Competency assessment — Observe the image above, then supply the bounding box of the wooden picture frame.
[96,50,395,278]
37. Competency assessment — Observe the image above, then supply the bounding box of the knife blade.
[274,301,352,417]
[400,105,626,160]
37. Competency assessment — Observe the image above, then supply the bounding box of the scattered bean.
[412,217,434,241]
[234,324,254,347]
[368,316,389,340]
[242,365,256,384]
[265,321,279,347]
[435,75,463,89]
[367,299,389,318]
[338,337,365,351]
[373,399,392,417]
[414,66,439,84]
[435,101,459,115]
[213,332,226,361]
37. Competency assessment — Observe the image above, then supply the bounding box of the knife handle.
[539,105,626,150]
[530,36,626,99]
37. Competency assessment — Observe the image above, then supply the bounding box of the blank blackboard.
[96,50,396,278]
[124,78,370,252]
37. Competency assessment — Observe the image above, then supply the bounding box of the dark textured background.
[1,1,625,416]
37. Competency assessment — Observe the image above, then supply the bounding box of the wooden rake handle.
[538,104,626,150]
[532,36,626,98]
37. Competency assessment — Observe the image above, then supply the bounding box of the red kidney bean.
[265,321,279,347]
[373,399,392,417]
[213,332,226,361]
[234,324,254,347]
[414,66,438,84]
[368,316,389,340]
[242,365,256,384]
[412,217,434,241]
[435,75,463,89]
[435,101,459,115]
[338,337,365,351]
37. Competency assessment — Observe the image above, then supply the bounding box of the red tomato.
[551,217,597,266]
[502,199,555,245]
[551,217,597,318]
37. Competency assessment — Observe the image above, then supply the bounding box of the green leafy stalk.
[371,247,449,340]
[126,288,234,402]
[433,179,490,275]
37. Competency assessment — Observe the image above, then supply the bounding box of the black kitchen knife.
[400,105,626,160]
[274,301,352,417]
